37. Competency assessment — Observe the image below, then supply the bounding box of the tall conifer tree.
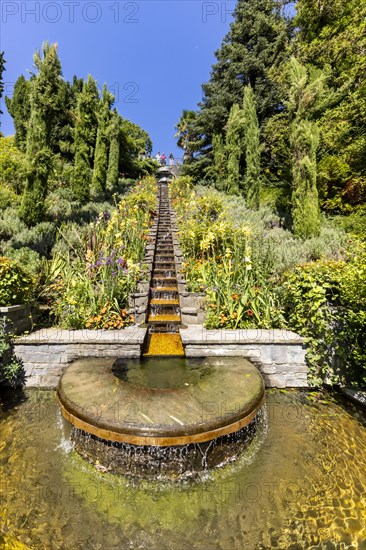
[198,0,291,140]
[286,57,325,237]
[242,85,262,209]
[211,133,227,190]
[91,85,114,197]
[72,75,99,203]
[106,110,121,190]
[290,118,320,238]
[225,104,242,195]
[5,75,31,151]
[21,43,64,226]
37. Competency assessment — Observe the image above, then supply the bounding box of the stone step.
[150,299,180,306]
[144,333,184,357]
[151,281,177,289]
[151,286,178,292]
[148,325,179,334]
[153,271,176,277]
[148,315,181,324]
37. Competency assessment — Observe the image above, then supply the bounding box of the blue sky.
[0,0,239,158]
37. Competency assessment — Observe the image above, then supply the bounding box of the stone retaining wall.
[180,326,308,388]
[12,325,307,389]
[14,326,147,389]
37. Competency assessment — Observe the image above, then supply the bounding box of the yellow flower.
[241,226,251,238]
[85,249,94,263]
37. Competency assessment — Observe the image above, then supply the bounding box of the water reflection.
[0,389,365,549]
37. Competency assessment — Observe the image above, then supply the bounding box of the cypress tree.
[225,104,242,195]
[21,43,64,226]
[91,85,114,197]
[211,133,227,190]
[55,76,84,162]
[286,57,323,237]
[291,119,320,238]
[5,75,31,151]
[106,110,121,190]
[72,75,99,203]
[242,85,261,209]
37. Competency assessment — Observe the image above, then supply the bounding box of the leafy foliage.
[0,256,34,306]
[0,324,23,385]
[295,0,366,213]
[0,136,25,194]
[281,245,366,386]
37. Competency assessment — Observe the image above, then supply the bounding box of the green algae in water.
[0,389,365,549]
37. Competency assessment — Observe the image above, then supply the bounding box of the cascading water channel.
[57,173,266,480]
[144,177,184,356]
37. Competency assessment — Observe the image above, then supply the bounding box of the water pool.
[0,389,365,549]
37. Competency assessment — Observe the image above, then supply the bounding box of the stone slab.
[15,326,147,345]
[180,326,304,345]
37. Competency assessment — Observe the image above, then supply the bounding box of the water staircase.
[144,176,184,356]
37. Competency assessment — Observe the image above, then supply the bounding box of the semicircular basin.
[58,356,265,447]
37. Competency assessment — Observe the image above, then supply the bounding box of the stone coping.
[0,304,31,312]
[15,326,147,345]
[180,325,304,345]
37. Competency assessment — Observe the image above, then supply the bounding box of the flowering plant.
[47,177,157,329]
[171,178,285,329]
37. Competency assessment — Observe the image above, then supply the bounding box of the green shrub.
[0,136,26,194]
[4,247,41,277]
[0,185,21,211]
[45,189,79,222]
[9,222,56,257]
[0,256,34,306]
[0,207,27,239]
[334,210,366,240]
[0,324,23,385]
[281,246,366,386]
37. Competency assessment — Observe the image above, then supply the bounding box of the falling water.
[145,179,184,355]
